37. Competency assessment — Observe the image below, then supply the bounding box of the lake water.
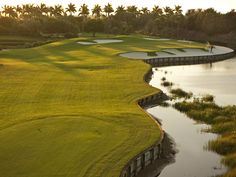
[150,57,236,106]
[147,57,236,177]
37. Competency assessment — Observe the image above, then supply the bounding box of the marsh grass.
[170,88,193,99]
[174,91,236,177]
[202,94,215,102]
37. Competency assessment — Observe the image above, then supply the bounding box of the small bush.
[159,101,170,107]
[161,77,166,81]
[208,134,236,155]
[170,88,193,99]
[202,94,214,102]
[161,81,173,87]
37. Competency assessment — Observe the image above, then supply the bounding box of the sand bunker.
[94,39,123,44]
[177,40,195,43]
[120,46,234,60]
[77,41,96,45]
[78,39,123,45]
[144,37,170,41]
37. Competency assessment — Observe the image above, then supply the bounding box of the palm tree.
[38,3,48,16]
[186,9,196,17]
[66,3,76,16]
[174,5,183,15]
[141,7,150,15]
[22,4,35,16]
[22,4,28,16]
[2,5,9,16]
[32,5,42,17]
[127,5,139,16]
[152,5,163,16]
[115,5,126,15]
[8,6,17,18]
[79,4,89,17]
[164,6,174,16]
[92,4,102,18]
[15,5,23,17]
[1,5,17,17]
[53,5,64,16]
[47,6,54,17]
[204,8,217,16]
[104,3,114,17]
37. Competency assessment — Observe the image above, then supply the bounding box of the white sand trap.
[120,52,151,59]
[163,49,186,55]
[177,40,195,43]
[120,46,234,60]
[78,39,123,45]
[144,37,170,41]
[77,41,96,45]
[94,39,123,44]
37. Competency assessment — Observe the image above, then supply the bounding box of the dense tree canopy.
[0,3,236,48]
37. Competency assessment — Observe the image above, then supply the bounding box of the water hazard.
[147,57,236,177]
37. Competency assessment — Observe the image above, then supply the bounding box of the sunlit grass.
[0,34,205,177]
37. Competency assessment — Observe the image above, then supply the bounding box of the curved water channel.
[147,56,236,177]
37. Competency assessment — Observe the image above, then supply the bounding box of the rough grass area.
[0,34,205,177]
[0,35,56,49]
[174,99,236,177]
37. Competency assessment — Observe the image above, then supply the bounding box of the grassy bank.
[174,99,236,177]
[0,35,59,50]
[0,34,205,177]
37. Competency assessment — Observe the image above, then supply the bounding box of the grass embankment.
[0,35,58,50]
[174,99,236,177]
[0,34,204,177]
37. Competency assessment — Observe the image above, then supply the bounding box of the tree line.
[0,3,236,47]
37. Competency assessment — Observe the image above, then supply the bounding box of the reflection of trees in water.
[201,62,213,70]
[201,58,236,71]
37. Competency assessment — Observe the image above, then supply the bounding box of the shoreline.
[119,45,235,177]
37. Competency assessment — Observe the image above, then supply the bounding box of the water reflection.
[147,58,236,177]
[151,57,236,106]
[148,107,226,177]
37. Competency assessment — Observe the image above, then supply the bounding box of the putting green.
[0,34,205,177]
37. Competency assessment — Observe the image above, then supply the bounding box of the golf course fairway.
[0,35,205,177]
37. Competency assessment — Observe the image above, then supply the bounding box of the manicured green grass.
[0,34,205,177]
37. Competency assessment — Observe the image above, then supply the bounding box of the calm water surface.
[151,57,236,106]
[147,57,236,177]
